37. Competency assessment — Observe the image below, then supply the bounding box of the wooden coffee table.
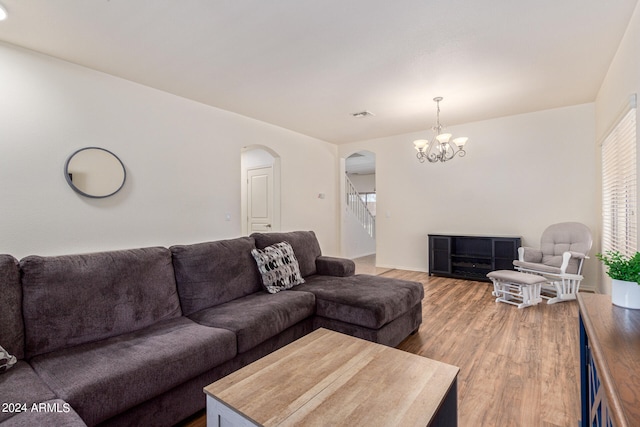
[204,328,459,426]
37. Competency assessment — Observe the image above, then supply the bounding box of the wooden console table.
[428,234,521,281]
[578,293,640,427]
[204,328,459,426]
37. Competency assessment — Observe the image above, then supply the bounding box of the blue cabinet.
[578,293,640,427]
[580,313,613,427]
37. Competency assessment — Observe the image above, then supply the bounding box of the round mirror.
[65,147,126,198]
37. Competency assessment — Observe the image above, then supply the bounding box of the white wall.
[594,1,640,294]
[339,104,599,289]
[0,42,339,259]
[343,210,376,259]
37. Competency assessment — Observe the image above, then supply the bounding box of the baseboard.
[376,264,428,273]
[350,251,376,260]
[580,283,596,292]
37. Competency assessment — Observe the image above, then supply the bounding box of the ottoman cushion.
[487,270,547,285]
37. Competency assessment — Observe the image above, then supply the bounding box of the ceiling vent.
[351,111,375,118]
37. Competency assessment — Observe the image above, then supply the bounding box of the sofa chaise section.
[20,248,237,427]
[251,231,424,346]
[298,274,423,347]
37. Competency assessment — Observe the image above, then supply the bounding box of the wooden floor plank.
[390,272,580,427]
[178,271,580,427]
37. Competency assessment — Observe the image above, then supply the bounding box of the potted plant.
[596,251,640,309]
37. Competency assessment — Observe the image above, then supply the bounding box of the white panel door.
[247,167,273,233]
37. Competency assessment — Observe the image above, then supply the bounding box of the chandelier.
[413,97,468,163]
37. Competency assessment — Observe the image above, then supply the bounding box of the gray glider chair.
[513,222,592,304]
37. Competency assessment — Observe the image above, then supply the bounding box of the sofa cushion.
[170,237,263,316]
[0,254,23,360]
[0,361,57,423]
[29,317,236,427]
[189,290,316,353]
[293,274,424,329]
[0,399,87,427]
[251,241,305,293]
[21,247,182,359]
[251,231,322,277]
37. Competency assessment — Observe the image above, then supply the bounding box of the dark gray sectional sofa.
[0,231,423,427]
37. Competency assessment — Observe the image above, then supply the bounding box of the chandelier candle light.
[413,97,468,163]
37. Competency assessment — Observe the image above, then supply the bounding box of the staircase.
[345,174,375,239]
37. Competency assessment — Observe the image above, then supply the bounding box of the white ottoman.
[487,270,547,308]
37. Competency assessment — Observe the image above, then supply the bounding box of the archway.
[342,150,376,264]
[241,145,281,235]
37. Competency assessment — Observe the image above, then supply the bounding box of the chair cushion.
[539,222,592,274]
[251,242,305,293]
[251,231,322,277]
[513,260,564,275]
[171,237,263,315]
[189,290,316,353]
[0,254,23,360]
[0,361,57,423]
[21,247,182,358]
[294,274,424,329]
[29,317,236,426]
[519,247,543,263]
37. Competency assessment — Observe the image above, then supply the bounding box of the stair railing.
[345,174,375,239]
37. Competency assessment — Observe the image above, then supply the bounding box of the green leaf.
[596,251,640,284]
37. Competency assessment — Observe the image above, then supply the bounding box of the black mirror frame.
[64,147,126,198]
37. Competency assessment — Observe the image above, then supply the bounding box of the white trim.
[599,93,637,146]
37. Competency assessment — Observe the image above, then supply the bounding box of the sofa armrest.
[518,247,543,263]
[315,256,355,277]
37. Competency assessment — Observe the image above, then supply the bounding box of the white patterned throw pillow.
[0,345,17,373]
[251,241,305,293]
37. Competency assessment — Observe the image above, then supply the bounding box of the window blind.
[601,107,637,256]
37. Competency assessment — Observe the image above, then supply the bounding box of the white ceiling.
[0,0,637,144]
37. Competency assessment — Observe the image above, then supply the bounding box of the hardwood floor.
[352,253,392,275]
[390,270,581,427]
[178,270,581,427]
